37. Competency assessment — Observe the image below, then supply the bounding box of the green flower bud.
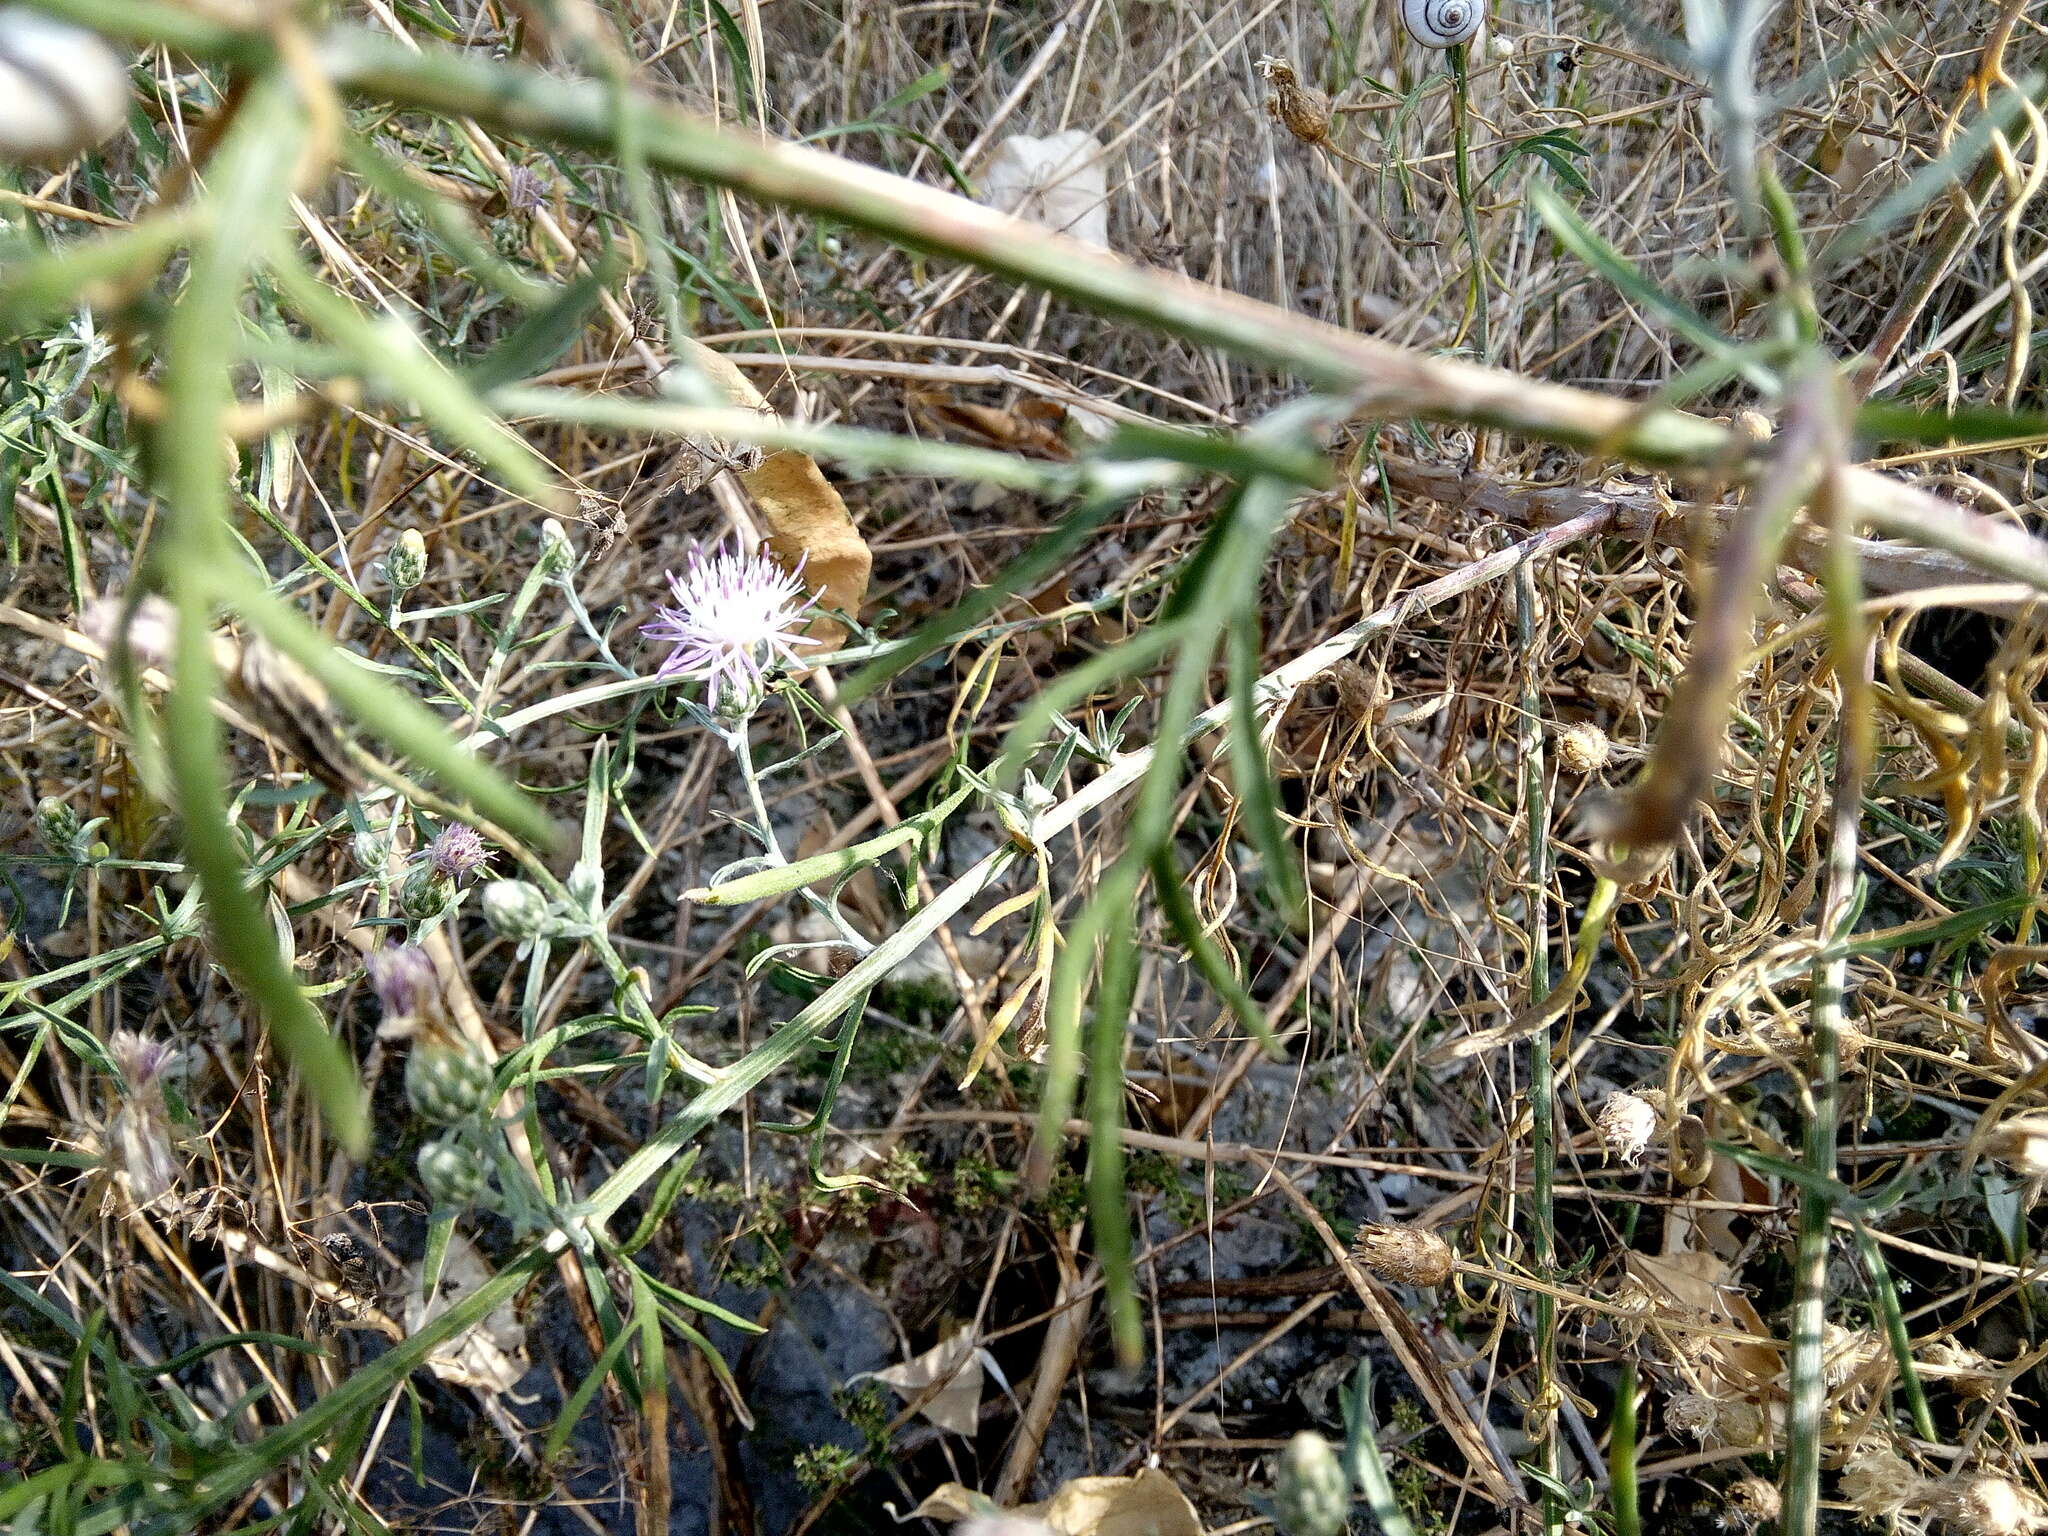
[33,794,80,854]
[405,1042,496,1125]
[565,861,603,914]
[399,862,454,921]
[538,518,576,575]
[352,831,394,881]
[418,1136,488,1208]
[384,528,427,592]
[481,879,551,941]
[1273,1431,1349,1536]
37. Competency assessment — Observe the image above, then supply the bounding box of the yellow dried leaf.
[671,339,871,650]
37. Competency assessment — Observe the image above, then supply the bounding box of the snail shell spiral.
[1400,0,1483,48]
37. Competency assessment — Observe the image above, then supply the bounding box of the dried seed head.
[1596,1091,1660,1165]
[1983,1114,2048,1179]
[1717,1398,1765,1447]
[1556,721,1611,774]
[1351,1222,1454,1286]
[1273,1431,1349,1536]
[1937,1475,2047,1536]
[1665,1392,1719,1442]
[1727,1476,1781,1526]
[1822,1322,1884,1387]
[1256,56,1331,147]
[1841,1450,1927,1522]
[1919,1340,2001,1400]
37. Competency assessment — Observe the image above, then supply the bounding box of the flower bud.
[399,863,454,921]
[34,794,80,854]
[1272,1431,1349,1536]
[482,879,551,941]
[0,9,131,165]
[405,1041,496,1125]
[566,860,603,913]
[539,518,576,575]
[384,529,426,593]
[352,832,394,882]
[418,1136,488,1208]
[1351,1221,1453,1286]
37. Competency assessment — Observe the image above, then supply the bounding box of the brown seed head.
[1256,55,1331,147]
[1351,1221,1453,1286]
[1557,721,1611,775]
[1728,1476,1781,1526]
[1665,1392,1718,1442]
[1841,1450,1927,1522]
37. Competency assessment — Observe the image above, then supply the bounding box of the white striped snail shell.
[1401,0,1484,48]
[0,7,129,165]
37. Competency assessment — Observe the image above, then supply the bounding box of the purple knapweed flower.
[642,543,814,713]
[365,942,440,1025]
[423,823,492,884]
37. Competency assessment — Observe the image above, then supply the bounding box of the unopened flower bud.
[539,518,576,575]
[482,879,551,941]
[1272,1430,1349,1536]
[566,860,603,913]
[34,794,80,854]
[405,1041,496,1125]
[0,9,131,165]
[1351,1221,1453,1286]
[400,863,454,921]
[352,832,394,881]
[384,529,426,593]
[418,1136,488,1208]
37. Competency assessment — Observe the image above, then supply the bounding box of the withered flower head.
[1351,1221,1454,1286]
[1256,55,1331,147]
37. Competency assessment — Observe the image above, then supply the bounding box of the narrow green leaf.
[212,571,559,851]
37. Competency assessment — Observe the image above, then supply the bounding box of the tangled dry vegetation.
[7,1,2048,1533]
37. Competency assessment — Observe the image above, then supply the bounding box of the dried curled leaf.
[668,339,872,648]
